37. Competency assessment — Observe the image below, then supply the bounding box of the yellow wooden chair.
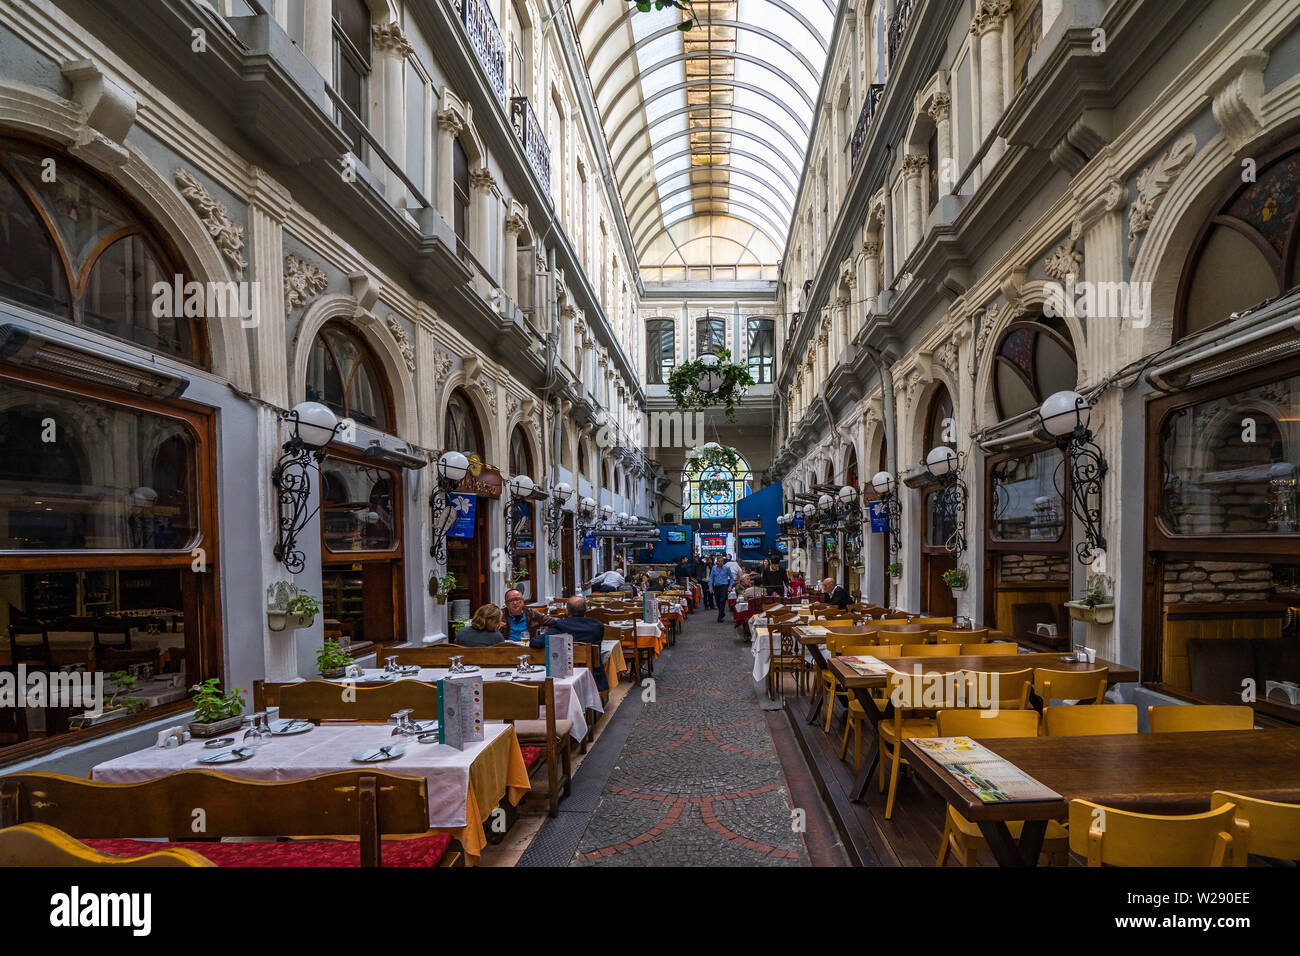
[958,667,1033,711]
[877,672,947,819]
[1043,703,1138,736]
[836,642,902,769]
[1069,799,1246,866]
[818,618,855,628]
[1211,791,1300,862]
[0,822,215,867]
[933,709,1068,867]
[1147,705,1254,733]
[900,643,962,657]
[936,627,989,645]
[966,641,1018,656]
[914,616,954,628]
[1032,666,1108,706]
[821,634,862,732]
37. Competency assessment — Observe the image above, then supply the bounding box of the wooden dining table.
[827,652,1139,806]
[904,728,1300,866]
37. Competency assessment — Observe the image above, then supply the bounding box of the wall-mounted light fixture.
[871,470,902,559]
[925,445,967,558]
[545,481,573,558]
[1037,389,1108,564]
[271,401,342,574]
[505,474,535,561]
[428,450,470,565]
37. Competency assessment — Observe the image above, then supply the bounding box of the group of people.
[689,553,805,622]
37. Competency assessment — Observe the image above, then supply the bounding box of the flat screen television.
[739,534,764,551]
[666,530,687,542]
[700,535,727,551]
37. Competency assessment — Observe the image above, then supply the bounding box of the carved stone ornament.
[970,0,1012,36]
[482,378,499,416]
[927,92,951,124]
[387,316,416,372]
[431,348,453,380]
[436,108,464,135]
[934,337,958,373]
[863,239,883,259]
[902,152,930,175]
[371,21,413,57]
[284,254,327,312]
[1043,241,1083,283]
[174,168,246,275]
[1128,133,1197,263]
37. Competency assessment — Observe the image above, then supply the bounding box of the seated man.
[738,574,767,604]
[497,588,556,643]
[822,577,852,610]
[531,596,609,692]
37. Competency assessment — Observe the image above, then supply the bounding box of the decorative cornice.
[283,254,327,313]
[174,168,246,275]
[387,316,416,372]
[1207,50,1268,153]
[1128,133,1197,263]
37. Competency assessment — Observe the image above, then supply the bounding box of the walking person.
[696,552,714,610]
[708,556,732,623]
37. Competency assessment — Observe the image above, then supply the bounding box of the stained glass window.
[682,450,752,519]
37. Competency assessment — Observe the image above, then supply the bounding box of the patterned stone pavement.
[572,613,810,866]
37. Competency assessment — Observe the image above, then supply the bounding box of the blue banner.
[868,500,889,534]
[447,493,476,538]
[582,534,597,550]
[792,512,804,530]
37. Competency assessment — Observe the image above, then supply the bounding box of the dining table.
[827,651,1140,806]
[90,721,532,865]
[904,727,1300,866]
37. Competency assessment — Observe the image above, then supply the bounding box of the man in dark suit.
[822,577,851,610]
[530,595,608,692]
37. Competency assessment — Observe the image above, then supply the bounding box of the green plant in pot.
[316,639,353,678]
[547,558,562,573]
[188,677,246,737]
[432,573,457,605]
[887,562,902,578]
[942,567,968,591]
[1066,572,1115,624]
[103,670,144,715]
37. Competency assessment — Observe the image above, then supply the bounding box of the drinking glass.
[385,656,398,673]
[241,715,260,749]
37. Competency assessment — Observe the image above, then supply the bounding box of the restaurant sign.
[868,500,889,533]
[448,494,476,538]
[737,517,763,531]
[452,452,503,498]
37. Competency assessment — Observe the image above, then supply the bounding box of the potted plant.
[430,572,457,605]
[1066,572,1115,624]
[73,670,145,727]
[316,638,353,678]
[188,677,246,737]
[547,558,562,574]
[887,561,903,579]
[666,349,755,421]
[267,583,320,631]
[942,567,968,593]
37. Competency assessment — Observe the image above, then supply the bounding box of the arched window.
[645,319,675,384]
[577,441,588,482]
[443,388,483,457]
[682,449,753,520]
[696,315,726,356]
[509,426,533,481]
[991,316,1077,421]
[1177,140,1300,340]
[0,140,202,364]
[925,383,955,455]
[305,322,392,431]
[747,318,775,383]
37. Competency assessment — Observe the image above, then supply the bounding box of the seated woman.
[454,604,505,646]
[787,571,805,597]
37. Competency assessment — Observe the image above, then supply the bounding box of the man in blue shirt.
[708,556,733,623]
[497,588,555,643]
[530,596,609,692]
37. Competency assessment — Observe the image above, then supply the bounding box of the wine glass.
[385,655,398,673]
[517,654,531,673]
[241,714,261,749]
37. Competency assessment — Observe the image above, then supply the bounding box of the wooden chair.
[1147,705,1254,733]
[91,617,132,653]
[768,624,806,699]
[824,626,879,639]
[966,642,1018,656]
[821,636,879,733]
[483,679,570,817]
[915,617,954,628]
[837,644,904,771]
[7,619,51,667]
[1032,666,1108,707]
[882,610,911,620]
[0,822,215,867]
[900,644,962,657]
[607,624,656,682]
[933,709,1068,867]
[957,667,1033,711]
[936,627,988,645]
[0,770,458,867]
[391,645,544,668]
[1211,791,1300,862]
[277,679,439,722]
[1068,798,1245,867]
[878,672,942,819]
[1043,703,1138,736]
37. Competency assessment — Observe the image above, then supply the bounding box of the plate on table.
[390,664,420,676]
[198,746,256,764]
[352,744,406,763]
[269,719,313,736]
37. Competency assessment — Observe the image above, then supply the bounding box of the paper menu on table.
[546,633,573,679]
[913,736,1061,804]
[837,655,897,676]
[437,673,484,750]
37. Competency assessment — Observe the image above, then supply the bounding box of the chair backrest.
[825,626,878,639]
[957,667,1033,710]
[967,642,1018,656]
[936,708,1039,737]
[0,822,215,867]
[915,617,954,628]
[1068,799,1244,867]
[391,645,544,668]
[1034,667,1108,705]
[0,770,430,866]
[1043,703,1138,736]
[7,623,50,663]
[1147,705,1255,734]
[92,618,131,650]
[1211,790,1300,861]
[883,611,911,620]
[936,627,989,645]
[900,644,961,657]
[874,644,902,657]
[278,679,439,721]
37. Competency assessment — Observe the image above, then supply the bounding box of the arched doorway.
[444,388,490,612]
[508,426,537,600]
[921,385,958,617]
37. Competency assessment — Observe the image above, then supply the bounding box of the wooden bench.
[0,770,459,867]
[483,679,571,817]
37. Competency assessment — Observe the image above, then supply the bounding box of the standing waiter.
[762,557,788,596]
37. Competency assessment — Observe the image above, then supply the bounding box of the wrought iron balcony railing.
[452,0,506,101]
[850,83,886,168]
[887,0,915,66]
[510,95,551,192]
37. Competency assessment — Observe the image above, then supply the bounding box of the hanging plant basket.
[1065,601,1114,624]
[666,349,755,421]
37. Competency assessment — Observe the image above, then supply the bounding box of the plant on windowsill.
[1066,572,1115,624]
[666,349,755,420]
[188,677,247,737]
[887,562,903,578]
[74,670,144,727]
[316,638,353,679]
[942,567,968,593]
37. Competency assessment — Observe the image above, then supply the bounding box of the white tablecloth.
[750,625,818,682]
[350,667,602,741]
[91,722,515,829]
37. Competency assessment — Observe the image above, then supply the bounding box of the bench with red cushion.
[83,831,453,867]
[520,745,542,770]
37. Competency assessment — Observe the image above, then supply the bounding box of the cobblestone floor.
[572,614,810,866]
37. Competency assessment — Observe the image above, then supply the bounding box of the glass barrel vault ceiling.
[573,0,833,277]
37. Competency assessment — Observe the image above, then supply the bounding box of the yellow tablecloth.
[605,642,628,689]
[442,724,531,866]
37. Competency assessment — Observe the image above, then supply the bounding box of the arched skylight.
[574,0,833,272]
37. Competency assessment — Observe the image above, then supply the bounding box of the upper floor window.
[696,316,726,357]
[332,0,371,157]
[444,388,483,458]
[747,318,775,384]
[1176,139,1300,341]
[305,322,392,432]
[645,319,675,385]
[452,138,470,243]
[991,316,1078,422]
[0,140,203,365]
